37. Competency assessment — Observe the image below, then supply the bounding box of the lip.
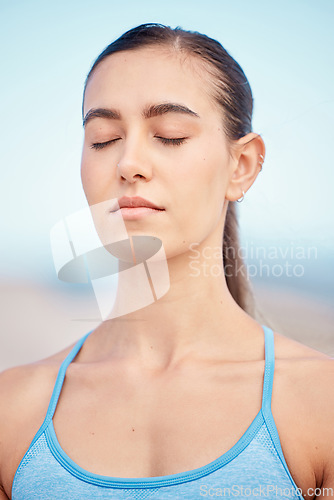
[115,206,165,221]
[110,196,165,212]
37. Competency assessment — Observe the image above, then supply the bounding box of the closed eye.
[156,137,188,146]
[90,138,121,150]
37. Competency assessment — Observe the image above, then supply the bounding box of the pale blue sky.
[1,0,333,296]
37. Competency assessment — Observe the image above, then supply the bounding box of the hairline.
[82,43,233,145]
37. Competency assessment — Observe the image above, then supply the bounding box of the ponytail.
[223,202,254,314]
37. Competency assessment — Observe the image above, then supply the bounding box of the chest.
[54,380,254,473]
[51,363,314,494]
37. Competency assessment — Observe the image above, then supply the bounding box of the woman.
[1,23,333,500]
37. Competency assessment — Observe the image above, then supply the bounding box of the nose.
[117,137,153,183]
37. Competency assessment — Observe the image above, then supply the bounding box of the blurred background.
[1,0,333,370]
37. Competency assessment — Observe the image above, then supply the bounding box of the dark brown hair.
[83,23,254,314]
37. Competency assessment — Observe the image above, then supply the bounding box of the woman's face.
[81,47,233,259]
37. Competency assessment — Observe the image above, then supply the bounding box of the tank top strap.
[43,330,93,425]
[261,325,275,416]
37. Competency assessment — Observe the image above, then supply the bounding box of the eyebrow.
[83,102,200,127]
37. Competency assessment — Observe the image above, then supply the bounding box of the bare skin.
[0,324,334,499]
[1,47,333,499]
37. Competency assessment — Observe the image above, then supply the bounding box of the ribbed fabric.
[12,326,304,499]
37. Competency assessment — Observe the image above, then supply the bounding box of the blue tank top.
[12,325,304,499]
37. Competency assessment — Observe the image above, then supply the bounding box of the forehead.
[83,46,219,117]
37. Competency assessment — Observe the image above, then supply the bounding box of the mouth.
[110,196,165,212]
[110,196,165,220]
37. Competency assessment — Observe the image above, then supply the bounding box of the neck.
[89,219,259,369]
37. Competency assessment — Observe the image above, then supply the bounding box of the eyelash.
[90,137,187,150]
[156,137,187,146]
[90,139,119,150]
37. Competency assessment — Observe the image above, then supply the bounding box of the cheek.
[183,156,227,238]
[80,151,114,204]
[80,158,96,203]
[177,153,226,207]
[170,158,224,234]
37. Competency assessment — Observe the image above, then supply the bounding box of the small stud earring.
[236,190,245,203]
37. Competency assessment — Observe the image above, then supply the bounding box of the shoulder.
[273,330,334,385]
[272,331,334,485]
[273,330,334,417]
[0,342,76,496]
[0,341,77,420]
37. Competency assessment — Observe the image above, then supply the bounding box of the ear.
[225,133,266,202]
